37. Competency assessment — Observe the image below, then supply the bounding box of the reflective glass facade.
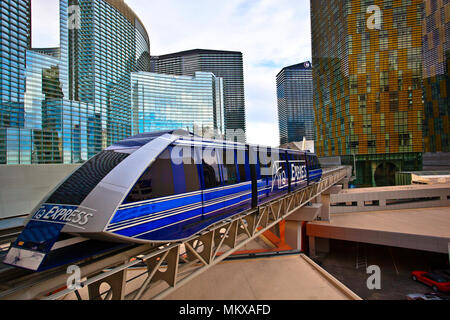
[0,0,150,164]
[277,62,315,145]
[311,0,424,186]
[422,0,449,152]
[0,0,31,163]
[69,0,151,147]
[131,72,225,136]
[151,49,247,142]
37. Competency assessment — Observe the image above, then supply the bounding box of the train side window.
[124,149,174,204]
[183,147,201,193]
[203,147,220,189]
[279,151,289,177]
[223,149,238,186]
[237,148,249,182]
[259,147,272,178]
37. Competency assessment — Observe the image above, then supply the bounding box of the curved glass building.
[0,0,151,164]
[69,0,151,148]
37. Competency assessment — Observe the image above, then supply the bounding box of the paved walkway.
[165,254,360,300]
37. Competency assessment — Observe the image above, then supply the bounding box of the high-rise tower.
[311,0,424,186]
[277,61,314,145]
[152,49,247,142]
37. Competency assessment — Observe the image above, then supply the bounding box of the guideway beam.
[0,167,350,300]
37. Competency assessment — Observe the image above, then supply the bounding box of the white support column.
[285,221,302,251]
[309,236,316,258]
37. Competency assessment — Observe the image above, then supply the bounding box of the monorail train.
[4,130,322,271]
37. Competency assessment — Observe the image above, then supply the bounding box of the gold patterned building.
[311,0,425,186]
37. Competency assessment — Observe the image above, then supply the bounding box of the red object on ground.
[411,271,450,292]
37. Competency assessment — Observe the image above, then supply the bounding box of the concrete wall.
[0,164,81,219]
[423,153,450,171]
[319,156,342,167]
[329,184,450,214]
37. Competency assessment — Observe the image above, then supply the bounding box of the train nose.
[3,218,65,271]
[4,247,46,271]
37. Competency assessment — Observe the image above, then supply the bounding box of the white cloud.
[32,0,60,48]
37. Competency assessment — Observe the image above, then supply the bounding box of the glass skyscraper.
[311,0,425,187]
[422,0,449,153]
[277,61,315,145]
[0,0,151,164]
[0,0,31,163]
[69,0,151,148]
[131,72,225,136]
[151,49,247,142]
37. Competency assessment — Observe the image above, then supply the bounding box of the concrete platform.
[165,254,360,300]
[308,207,450,254]
[330,184,450,214]
[60,236,360,301]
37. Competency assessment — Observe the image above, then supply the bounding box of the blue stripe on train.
[110,193,202,225]
[109,170,322,240]
[109,184,252,234]
[112,191,252,238]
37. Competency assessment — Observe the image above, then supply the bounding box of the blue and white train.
[4,130,322,271]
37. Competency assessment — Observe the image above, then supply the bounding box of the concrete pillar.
[322,185,342,221]
[285,221,302,251]
[316,238,330,254]
[371,161,378,187]
[309,236,316,258]
[309,237,330,257]
[314,194,322,204]
[341,178,350,189]
[320,194,331,221]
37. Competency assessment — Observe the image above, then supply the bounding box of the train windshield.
[45,150,130,206]
[123,146,201,204]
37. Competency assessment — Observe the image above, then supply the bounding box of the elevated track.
[0,166,351,300]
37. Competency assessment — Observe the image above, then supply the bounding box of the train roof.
[107,130,316,156]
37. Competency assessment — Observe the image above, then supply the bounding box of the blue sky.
[32,0,312,147]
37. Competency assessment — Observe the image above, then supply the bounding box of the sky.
[32,0,312,147]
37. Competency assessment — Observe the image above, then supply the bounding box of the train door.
[258,146,272,204]
[219,145,252,217]
[258,147,289,205]
[249,145,259,208]
[236,145,252,210]
[201,145,223,219]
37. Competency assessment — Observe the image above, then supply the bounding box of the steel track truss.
[0,167,350,300]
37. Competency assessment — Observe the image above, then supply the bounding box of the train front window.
[124,150,175,204]
[46,150,130,206]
